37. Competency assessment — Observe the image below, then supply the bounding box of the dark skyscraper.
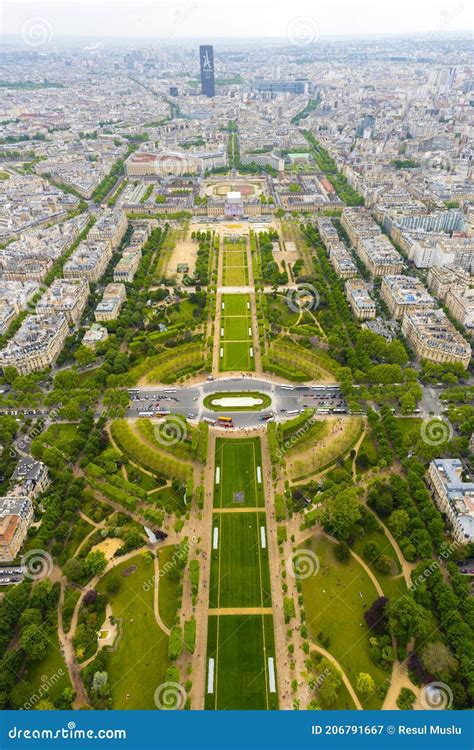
[200,45,215,98]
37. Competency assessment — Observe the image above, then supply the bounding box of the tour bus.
[280,385,294,391]
[138,410,154,417]
[162,388,177,394]
[203,417,217,425]
[128,388,140,396]
[217,416,233,428]
[259,412,273,422]
[286,409,301,415]
[155,409,170,416]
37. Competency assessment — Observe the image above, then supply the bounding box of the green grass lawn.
[10,632,72,709]
[309,652,356,710]
[351,522,407,601]
[223,315,252,340]
[214,438,264,508]
[221,341,254,371]
[39,422,80,459]
[210,512,271,608]
[96,554,170,709]
[300,536,389,709]
[158,546,182,629]
[220,294,254,372]
[221,293,250,316]
[150,484,186,514]
[205,614,278,709]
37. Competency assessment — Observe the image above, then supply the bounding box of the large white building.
[427,459,474,544]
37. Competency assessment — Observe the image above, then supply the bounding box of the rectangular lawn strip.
[95,554,171,709]
[214,437,264,508]
[222,340,253,371]
[209,512,271,609]
[221,293,250,316]
[223,315,252,341]
[223,265,249,286]
[300,536,388,709]
[205,614,277,710]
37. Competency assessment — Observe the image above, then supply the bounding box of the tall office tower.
[200,45,215,97]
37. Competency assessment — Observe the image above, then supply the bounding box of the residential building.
[113,249,141,283]
[0,496,34,562]
[445,287,474,329]
[11,457,49,501]
[0,314,69,375]
[36,278,89,326]
[89,210,128,250]
[94,283,126,322]
[401,308,471,369]
[381,275,436,319]
[427,459,474,544]
[345,278,376,320]
[63,240,112,283]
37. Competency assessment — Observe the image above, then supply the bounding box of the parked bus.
[138,411,154,417]
[217,416,233,427]
[286,409,301,415]
[203,417,217,425]
[155,409,170,416]
[259,413,273,422]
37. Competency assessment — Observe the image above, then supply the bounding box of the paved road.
[125,377,348,428]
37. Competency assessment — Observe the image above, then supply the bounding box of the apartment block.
[381,275,436,319]
[356,235,404,276]
[345,278,376,320]
[427,266,470,300]
[94,283,126,322]
[89,210,128,250]
[36,278,89,326]
[63,240,112,283]
[329,241,358,279]
[445,287,474,330]
[427,459,474,544]
[401,309,471,369]
[0,496,34,562]
[113,249,141,283]
[0,313,69,375]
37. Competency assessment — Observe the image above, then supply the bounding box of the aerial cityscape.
[0,0,472,723]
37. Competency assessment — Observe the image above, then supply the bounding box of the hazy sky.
[1,0,472,40]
